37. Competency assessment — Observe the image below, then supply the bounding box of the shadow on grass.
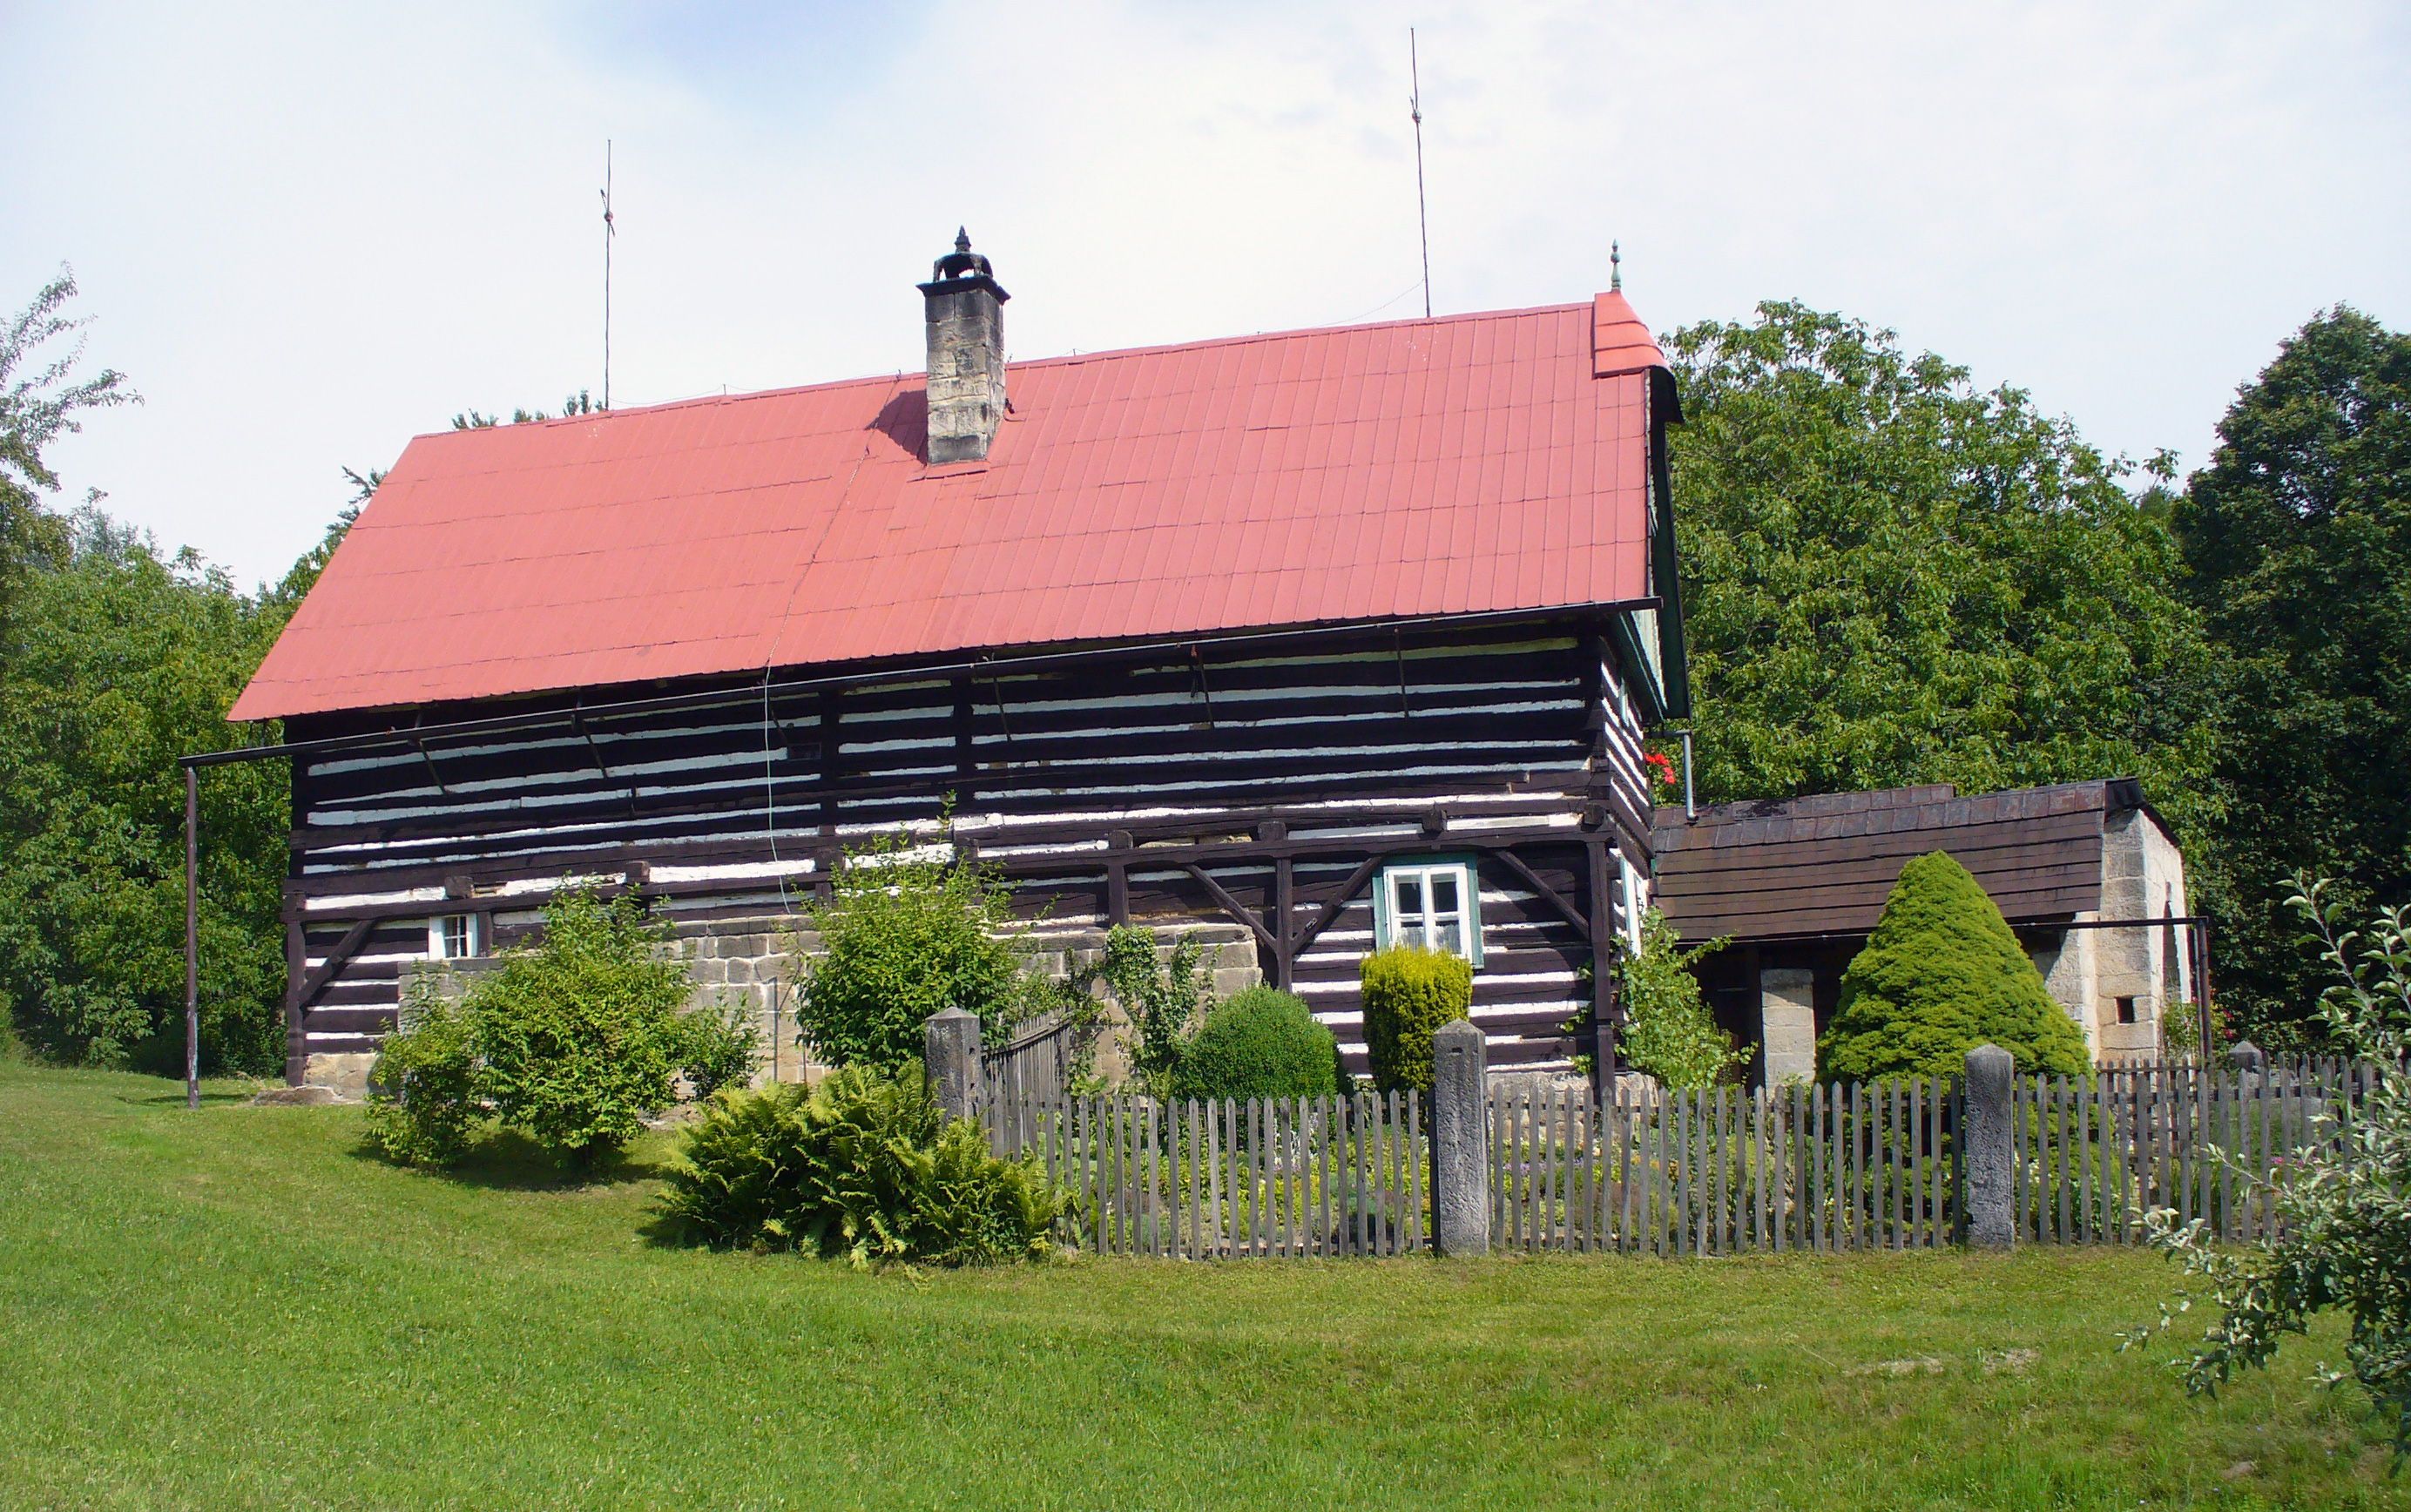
[348,1127,677,1192]
[115,1087,255,1109]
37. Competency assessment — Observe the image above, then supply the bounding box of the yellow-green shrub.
[1360,944,1472,1094]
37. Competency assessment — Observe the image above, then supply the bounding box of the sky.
[4,1,2406,588]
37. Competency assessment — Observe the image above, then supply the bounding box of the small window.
[2115,996,2139,1026]
[429,913,478,961]
[1373,857,1483,966]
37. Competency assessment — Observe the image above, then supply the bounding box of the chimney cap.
[920,227,1009,302]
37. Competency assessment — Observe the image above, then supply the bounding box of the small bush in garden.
[1818,851,2090,1081]
[652,1082,812,1248]
[679,996,761,1099]
[364,983,484,1167]
[1604,909,1747,1090]
[1360,944,1473,1094]
[796,825,1032,1070]
[2128,876,2411,1452]
[468,887,693,1167]
[656,1062,1066,1267]
[1167,987,1341,1104]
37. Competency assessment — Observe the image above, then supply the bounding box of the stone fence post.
[924,1007,983,1123]
[1962,1043,2014,1250]
[1432,1019,1489,1256]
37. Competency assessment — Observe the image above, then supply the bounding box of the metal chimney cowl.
[917,228,1010,464]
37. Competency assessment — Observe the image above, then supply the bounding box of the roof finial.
[1611,239,1621,294]
[955,226,972,254]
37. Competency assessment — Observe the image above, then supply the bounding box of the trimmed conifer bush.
[1818,851,2090,1081]
[1360,944,1473,1094]
[1166,987,1341,1104]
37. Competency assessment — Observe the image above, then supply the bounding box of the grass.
[0,1062,2401,1510]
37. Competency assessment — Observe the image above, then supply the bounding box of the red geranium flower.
[1644,751,1677,787]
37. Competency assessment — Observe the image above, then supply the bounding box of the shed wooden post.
[184,763,199,1110]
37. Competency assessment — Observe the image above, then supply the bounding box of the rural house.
[233,234,1690,1091]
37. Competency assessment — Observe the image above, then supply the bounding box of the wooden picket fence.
[1489,1079,1963,1254]
[2011,1057,2373,1245]
[978,1091,1426,1257]
[979,1010,1079,1106]
[976,1056,2374,1260]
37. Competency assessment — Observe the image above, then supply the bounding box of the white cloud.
[4,0,2405,584]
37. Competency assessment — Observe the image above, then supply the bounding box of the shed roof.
[233,291,1669,721]
[1651,779,2155,943]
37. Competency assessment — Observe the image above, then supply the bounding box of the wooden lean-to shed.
[1652,780,2198,1078]
[232,235,1692,1090]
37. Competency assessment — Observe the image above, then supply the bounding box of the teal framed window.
[1371,854,1484,967]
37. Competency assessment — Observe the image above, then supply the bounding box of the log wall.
[282,613,1663,1077]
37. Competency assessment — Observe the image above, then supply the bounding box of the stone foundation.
[296,1051,377,1099]
[359,915,1261,1100]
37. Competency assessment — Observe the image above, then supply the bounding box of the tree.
[1665,304,2219,841]
[794,825,1035,1070]
[2131,877,2411,1452]
[2176,307,2411,1043]
[0,510,292,1070]
[0,273,296,1072]
[1818,851,2091,1081]
[0,269,131,645]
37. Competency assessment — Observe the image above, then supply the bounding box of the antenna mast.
[1409,29,1431,319]
[600,140,615,409]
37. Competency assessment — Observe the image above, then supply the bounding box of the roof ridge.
[403,298,1603,444]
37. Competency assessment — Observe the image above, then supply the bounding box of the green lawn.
[0,1062,2400,1510]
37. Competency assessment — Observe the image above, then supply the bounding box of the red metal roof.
[233,294,1667,721]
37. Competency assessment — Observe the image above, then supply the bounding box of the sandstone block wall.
[307,915,1261,1098]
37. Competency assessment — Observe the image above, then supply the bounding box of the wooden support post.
[184,764,199,1110]
[951,677,976,808]
[1273,856,1295,991]
[1107,830,1131,928]
[282,897,307,1086]
[1584,835,1618,1084]
[815,690,840,837]
[1264,820,1293,992]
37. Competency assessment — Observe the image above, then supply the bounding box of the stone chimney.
[917,228,1010,463]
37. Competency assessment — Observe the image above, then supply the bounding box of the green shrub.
[2131,877,2411,1451]
[1360,944,1473,1094]
[651,1082,812,1248]
[1094,926,1209,1087]
[364,984,484,1167]
[1167,987,1341,1104]
[679,996,761,1099]
[364,889,700,1171]
[1613,909,1749,1090]
[797,826,1031,1070]
[464,888,692,1167]
[656,1062,1065,1267]
[1818,851,2090,1081]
